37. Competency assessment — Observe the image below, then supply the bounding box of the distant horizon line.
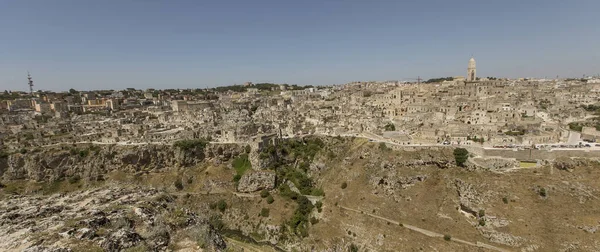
[3,75,598,93]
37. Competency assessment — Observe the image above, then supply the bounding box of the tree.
[425,77,453,83]
[69,88,78,94]
[260,208,270,217]
[266,195,274,204]
[453,148,469,167]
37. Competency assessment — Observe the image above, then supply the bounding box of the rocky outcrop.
[23,246,72,252]
[553,157,591,171]
[454,179,483,215]
[236,170,276,192]
[467,157,519,171]
[100,229,143,251]
[481,229,523,247]
[371,175,428,191]
[0,186,226,251]
[204,144,245,164]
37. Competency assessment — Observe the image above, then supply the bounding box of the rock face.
[236,170,276,192]
[0,143,244,182]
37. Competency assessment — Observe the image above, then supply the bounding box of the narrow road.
[339,205,511,252]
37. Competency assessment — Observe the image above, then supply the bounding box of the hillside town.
[2,59,600,154]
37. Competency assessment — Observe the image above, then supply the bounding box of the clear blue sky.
[1,0,599,91]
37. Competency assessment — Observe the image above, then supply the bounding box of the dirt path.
[224,237,278,252]
[339,205,511,252]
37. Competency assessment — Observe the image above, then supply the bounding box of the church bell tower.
[467,57,476,81]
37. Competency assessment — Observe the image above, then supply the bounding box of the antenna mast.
[27,72,34,97]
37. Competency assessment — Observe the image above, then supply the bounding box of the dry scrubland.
[1,137,599,251]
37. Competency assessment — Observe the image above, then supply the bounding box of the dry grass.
[519,161,538,168]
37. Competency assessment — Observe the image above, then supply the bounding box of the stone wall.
[482,148,600,161]
[384,144,598,161]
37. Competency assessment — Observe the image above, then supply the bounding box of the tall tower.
[467,57,476,81]
[27,72,34,97]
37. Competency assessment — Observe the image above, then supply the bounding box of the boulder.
[236,170,276,193]
[75,228,95,240]
[553,157,587,171]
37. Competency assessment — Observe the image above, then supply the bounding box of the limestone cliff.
[0,143,244,182]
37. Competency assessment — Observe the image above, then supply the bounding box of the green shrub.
[315,201,323,212]
[348,243,359,252]
[379,142,389,151]
[233,174,242,182]
[279,184,299,200]
[260,189,270,198]
[341,182,347,189]
[443,234,451,241]
[20,148,28,154]
[478,209,485,217]
[502,197,508,204]
[310,188,325,196]
[174,139,209,151]
[539,187,547,197]
[479,218,486,226]
[217,199,227,212]
[209,215,224,230]
[260,208,270,217]
[310,217,319,225]
[68,175,81,184]
[79,149,89,158]
[266,195,274,204]
[568,122,583,132]
[232,154,251,176]
[287,196,314,236]
[174,178,184,191]
[384,123,395,131]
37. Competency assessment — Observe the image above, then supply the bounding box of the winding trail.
[338,205,511,252]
